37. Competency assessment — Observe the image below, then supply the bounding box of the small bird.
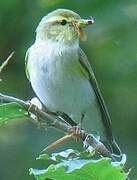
[25,9,121,155]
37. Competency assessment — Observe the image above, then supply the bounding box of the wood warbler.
[25,9,121,155]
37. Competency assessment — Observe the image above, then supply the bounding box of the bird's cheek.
[70,23,87,41]
[78,28,87,41]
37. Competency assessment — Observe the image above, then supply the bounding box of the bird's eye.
[60,19,67,25]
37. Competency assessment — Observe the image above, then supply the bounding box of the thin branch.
[42,134,74,153]
[0,92,114,159]
[0,51,15,73]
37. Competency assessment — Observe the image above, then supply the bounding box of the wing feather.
[79,48,121,155]
[25,48,31,80]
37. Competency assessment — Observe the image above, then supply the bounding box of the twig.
[0,51,15,73]
[0,92,113,159]
[42,134,74,153]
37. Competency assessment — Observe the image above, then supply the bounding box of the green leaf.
[37,149,94,162]
[30,149,128,180]
[0,102,28,124]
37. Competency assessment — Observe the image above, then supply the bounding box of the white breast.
[28,40,105,138]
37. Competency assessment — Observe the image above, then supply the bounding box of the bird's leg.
[41,111,81,152]
[75,112,85,137]
[79,112,85,127]
[56,111,78,126]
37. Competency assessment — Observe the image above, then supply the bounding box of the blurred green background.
[0,0,137,179]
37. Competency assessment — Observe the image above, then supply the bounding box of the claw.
[83,134,94,154]
[69,125,82,141]
[30,97,42,110]
[27,97,42,119]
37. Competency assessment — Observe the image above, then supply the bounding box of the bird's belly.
[29,46,104,137]
[31,60,93,114]
[29,56,104,137]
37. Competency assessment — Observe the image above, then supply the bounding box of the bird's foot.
[83,134,95,154]
[28,97,42,110]
[27,97,43,127]
[68,113,85,141]
[68,124,82,141]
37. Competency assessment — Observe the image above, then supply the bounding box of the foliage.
[30,149,127,180]
[0,102,128,179]
[0,102,28,124]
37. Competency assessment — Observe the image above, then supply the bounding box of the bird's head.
[36,9,94,44]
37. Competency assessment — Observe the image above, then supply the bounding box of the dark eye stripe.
[60,19,67,25]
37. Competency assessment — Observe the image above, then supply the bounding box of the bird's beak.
[75,17,95,41]
[78,17,95,28]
